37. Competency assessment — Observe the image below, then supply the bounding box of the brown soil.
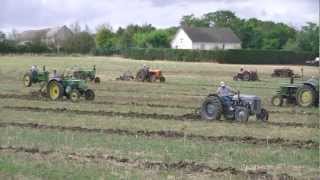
[0,145,295,179]
[0,122,317,149]
[3,105,319,129]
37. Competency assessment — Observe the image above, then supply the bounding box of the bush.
[220,49,315,64]
[121,48,315,64]
[93,47,121,56]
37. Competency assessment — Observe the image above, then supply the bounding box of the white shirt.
[217,86,233,96]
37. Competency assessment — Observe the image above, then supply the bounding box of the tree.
[180,14,209,27]
[297,22,319,54]
[0,31,5,42]
[64,32,95,54]
[69,22,82,33]
[203,10,238,27]
[179,11,297,50]
[146,30,170,48]
[283,38,300,51]
[95,24,115,48]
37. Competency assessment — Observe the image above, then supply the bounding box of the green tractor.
[46,78,95,102]
[65,66,100,83]
[271,77,319,107]
[23,66,95,102]
[23,66,49,87]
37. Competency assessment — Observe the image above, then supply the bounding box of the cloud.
[0,0,318,32]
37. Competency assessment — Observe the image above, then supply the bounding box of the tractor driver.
[31,65,39,80]
[216,81,236,110]
[52,69,59,78]
[142,64,150,78]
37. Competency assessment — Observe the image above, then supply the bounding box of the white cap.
[220,81,225,87]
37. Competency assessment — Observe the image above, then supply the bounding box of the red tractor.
[136,68,166,83]
[233,70,259,81]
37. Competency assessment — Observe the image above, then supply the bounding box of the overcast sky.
[0,0,319,32]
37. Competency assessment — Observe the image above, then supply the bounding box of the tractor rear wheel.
[296,85,316,107]
[136,69,147,82]
[271,95,284,106]
[23,73,33,87]
[235,106,249,122]
[256,108,269,122]
[200,96,222,121]
[69,89,80,102]
[47,81,64,101]
[160,76,166,83]
[85,89,95,101]
[243,72,250,81]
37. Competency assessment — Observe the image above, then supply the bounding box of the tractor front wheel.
[296,85,316,107]
[256,108,269,122]
[235,106,249,122]
[69,89,80,102]
[85,89,95,101]
[243,72,250,81]
[23,73,33,87]
[94,77,101,83]
[160,76,166,83]
[271,95,284,106]
[136,69,147,82]
[200,96,222,121]
[47,81,64,101]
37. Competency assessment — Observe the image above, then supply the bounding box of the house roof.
[46,25,71,38]
[182,27,241,43]
[17,28,50,42]
[16,26,72,42]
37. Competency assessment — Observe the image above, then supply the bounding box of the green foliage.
[95,25,115,48]
[63,32,95,54]
[0,40,50,54]
[180,11,298,50]
[122,48,315,64]
[297,23,319,54]
[132,30,171,48]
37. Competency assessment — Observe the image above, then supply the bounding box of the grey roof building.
[171,27,242,50]
[16,26,73,51]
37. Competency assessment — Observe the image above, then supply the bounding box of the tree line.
[0,10,318,55]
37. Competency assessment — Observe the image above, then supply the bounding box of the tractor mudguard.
[207,94,219,98]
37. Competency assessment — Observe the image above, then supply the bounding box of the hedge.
[121,48,316,64]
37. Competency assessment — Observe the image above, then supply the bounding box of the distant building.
[16,25,73,51]
[171,27,241,50]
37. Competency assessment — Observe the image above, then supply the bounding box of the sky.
[0,0,319,33]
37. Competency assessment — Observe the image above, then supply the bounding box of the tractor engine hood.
[232,94,261,101]
[63,79,88,89]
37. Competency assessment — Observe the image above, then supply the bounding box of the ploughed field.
[0,56,319,179]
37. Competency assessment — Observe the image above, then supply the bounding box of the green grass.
[0,127,318,170]
[0,55,319,179]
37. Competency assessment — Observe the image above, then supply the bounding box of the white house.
[171,27,241,50]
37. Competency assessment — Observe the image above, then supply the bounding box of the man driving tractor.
[216,81,236,110]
